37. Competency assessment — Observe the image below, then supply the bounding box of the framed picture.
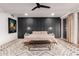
[8,18,16,33]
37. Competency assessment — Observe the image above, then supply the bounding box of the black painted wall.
[63,18,67,39]
[18,17,61,38]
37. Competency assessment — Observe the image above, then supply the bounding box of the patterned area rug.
[0,39,79,56]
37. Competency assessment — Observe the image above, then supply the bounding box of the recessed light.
[24,13,28,16]
[51,13,55,16]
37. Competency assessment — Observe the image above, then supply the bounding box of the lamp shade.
[27,27,31,30]
[48,27,53,30]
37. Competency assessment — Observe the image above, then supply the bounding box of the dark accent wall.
[63,18,67,39]
[18,17,61,38]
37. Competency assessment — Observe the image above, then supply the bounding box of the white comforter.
[24,34,56,42]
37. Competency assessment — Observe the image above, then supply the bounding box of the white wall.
[0,12,17,45]
[73,13,78,44]
[61,18,63,39]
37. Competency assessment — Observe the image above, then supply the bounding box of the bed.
[23,31,57,50]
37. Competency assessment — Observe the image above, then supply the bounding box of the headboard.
[32,31,48,34]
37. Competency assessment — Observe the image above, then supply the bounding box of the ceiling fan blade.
[32,6,37,11]
[40,5,50,8]
[36,3,40,6]
[31,3,50,11]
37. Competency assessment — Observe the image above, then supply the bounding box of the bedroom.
[0,3,79,56]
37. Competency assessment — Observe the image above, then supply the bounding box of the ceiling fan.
[32,3,50,11]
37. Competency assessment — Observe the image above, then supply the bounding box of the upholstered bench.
[24,40,52,51]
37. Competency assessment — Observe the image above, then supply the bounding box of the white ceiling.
[0,3,79,17]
